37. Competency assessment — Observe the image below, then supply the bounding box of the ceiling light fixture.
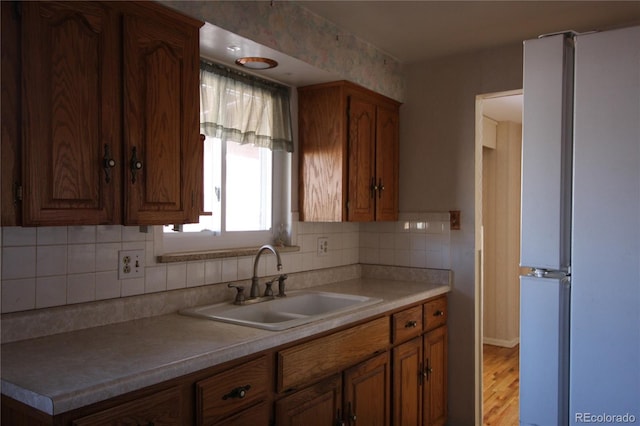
[235,57,278,70]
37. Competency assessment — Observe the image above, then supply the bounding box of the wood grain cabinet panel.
[424,297,447,332]
[392,305,424,344]
[196,355,270,426]
[298,81,401,222]
[277,316,389,392]
[344,352,390,426]
[275,375,342,426]
[1,0,202,226]
[424,326,448,426]
[19,1,120,226]
[122,9,201,224]
[391,297,448,426]
[72,386,185,426]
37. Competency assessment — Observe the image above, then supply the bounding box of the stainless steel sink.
[179,291,382,331]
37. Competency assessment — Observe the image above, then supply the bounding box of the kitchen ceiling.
[298,1,640,64]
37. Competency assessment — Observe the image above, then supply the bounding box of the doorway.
[474,91,523,425]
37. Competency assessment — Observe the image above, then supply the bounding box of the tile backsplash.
[0,213,450,314]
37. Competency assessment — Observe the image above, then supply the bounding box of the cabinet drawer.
[391,305,423,344]
[277,317,389,392]
[196,355,270,426]
[424,297,447,331]
[72,386,184,425]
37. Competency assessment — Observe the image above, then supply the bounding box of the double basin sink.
[180,291,382,331]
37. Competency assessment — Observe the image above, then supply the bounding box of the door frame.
[473,89,522,425]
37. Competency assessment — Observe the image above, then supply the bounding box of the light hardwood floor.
[483,344,519,425]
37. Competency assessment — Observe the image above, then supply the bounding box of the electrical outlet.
[118,249,145,280]
[317,237,328,256]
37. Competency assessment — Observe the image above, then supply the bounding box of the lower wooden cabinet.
[343,352,390,426]
[1,295,447,426]
[392,296,448,426]
[196,355,270,425]
[71,386,185,425]
[424,326,448,426]
[275,352,390,426]
[275,374,342,426]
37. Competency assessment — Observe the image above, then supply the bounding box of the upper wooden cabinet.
[0,1,202,226]
[298,81,400,222]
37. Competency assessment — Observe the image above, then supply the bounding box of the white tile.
[204,259,222,284]
[221,258,238,282]
[36,276,67,308]
[426,250,445,269]
[122,226,146,242]
[379,248,395,265]
[3,246,36,279]
[410,234,427,251]
[37,227,68,245]
[145,265,167,293]
[96,225,122,243]
[379,232,395,249]
[186,262,205,287]
[68,244,96,274]
[167,263,187,290]
[67,273,95,304]
[2,278,36,313]
[95,243,121,272]
[394,233,411,250]
[121,277,145,297]
[2,227,37,246]
[95,271,120,300]
[68,226,96,244]
[410,250,428,268]
[237,257,253,280]
[36,245,67,277]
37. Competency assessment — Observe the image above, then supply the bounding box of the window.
[163,61,293,252]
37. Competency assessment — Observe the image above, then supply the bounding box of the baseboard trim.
[483,336,519,348]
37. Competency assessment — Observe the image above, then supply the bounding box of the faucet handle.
[264,278,275,297]
[228,283,246,305]
[277,274,288,297]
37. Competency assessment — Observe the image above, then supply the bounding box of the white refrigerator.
[520,26,640,426]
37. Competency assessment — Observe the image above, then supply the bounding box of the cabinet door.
[123,12,200,225]
[375,104,399,221]
[347,95,377,222]
[344,352,390,426]
[275,374,342,426]
[21,1,120,225]
[423,326,447,426]
[215,401,270,426]
[393,337,423,426]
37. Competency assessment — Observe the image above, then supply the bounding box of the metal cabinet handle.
[130,147,143,184]
[102,144,116,183]
[377,178,385,198]
[348,402,356,422]
[405,320,418,328]
[434,310,445,317]
[222,384,251,400]
[370,177,377,199]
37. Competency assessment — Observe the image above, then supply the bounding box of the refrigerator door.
[570,26,640,422]
[521,34,573,271]
[519,274,570,426]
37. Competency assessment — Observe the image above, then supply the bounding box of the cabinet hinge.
[14,184,23,202]
[346,201,350,210]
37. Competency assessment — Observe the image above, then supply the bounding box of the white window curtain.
[199,61,293,152]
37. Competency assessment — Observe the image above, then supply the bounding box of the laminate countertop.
[1,277,450,415]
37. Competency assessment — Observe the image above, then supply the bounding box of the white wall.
[402,44,523,425]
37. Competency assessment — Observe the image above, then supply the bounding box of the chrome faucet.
[250,244,283,298]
